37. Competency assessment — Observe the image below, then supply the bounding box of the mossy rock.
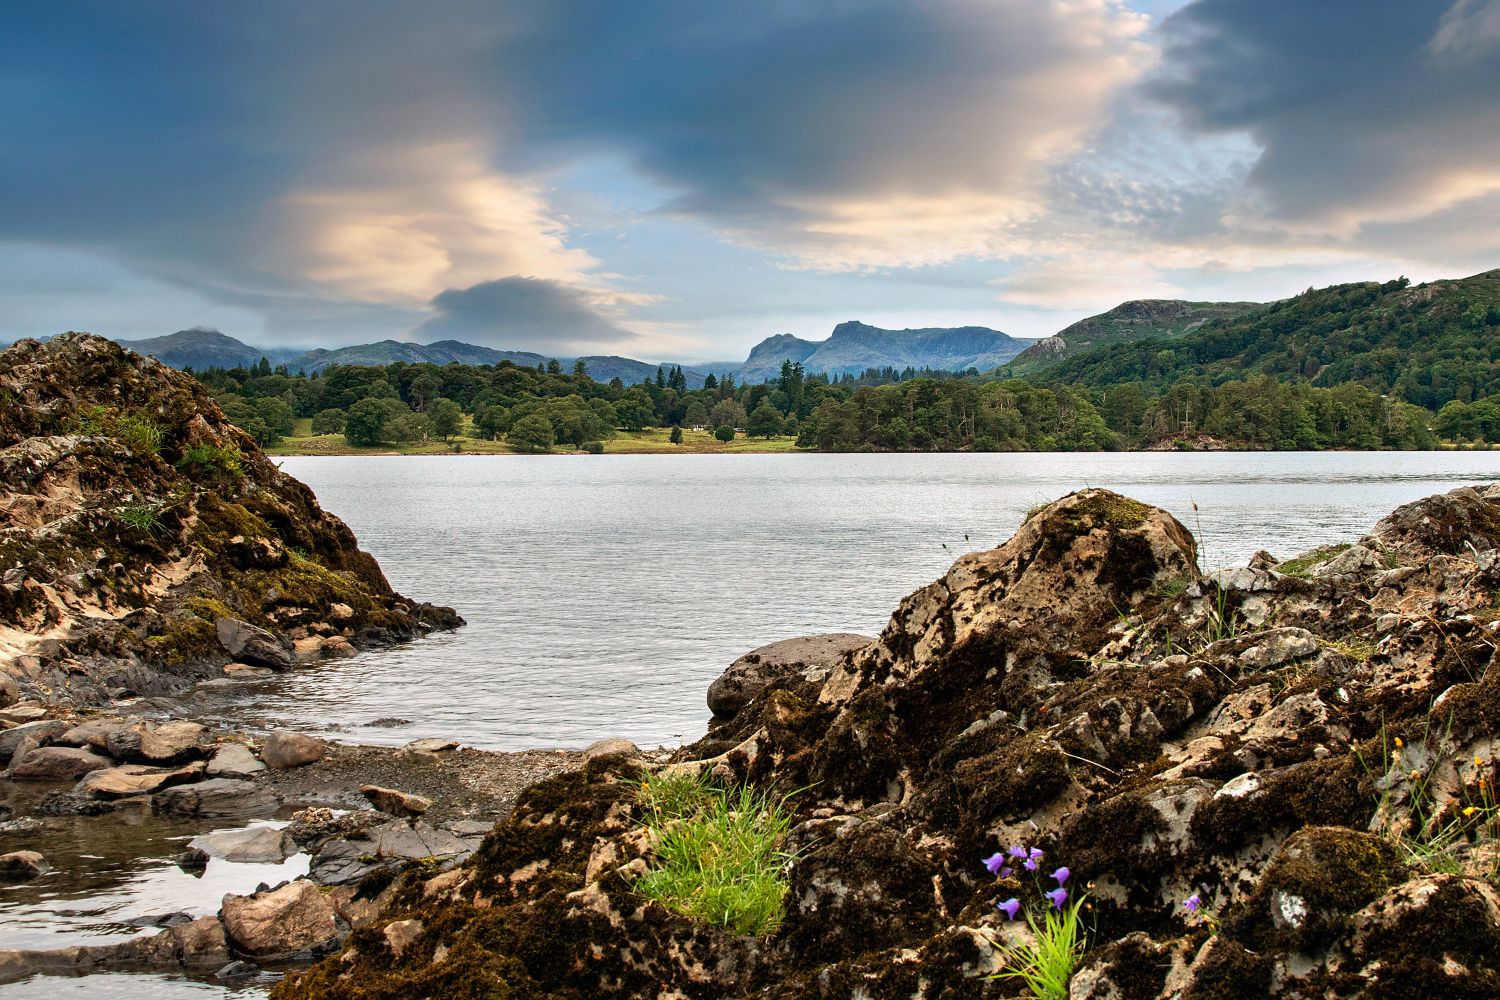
[1226,825,1406,953]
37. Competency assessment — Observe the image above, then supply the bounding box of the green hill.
[1034,270,1500,409]
[1006,299,1259,374]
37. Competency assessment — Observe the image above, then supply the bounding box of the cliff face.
[0,333,461,704]
[281,486,1500,999]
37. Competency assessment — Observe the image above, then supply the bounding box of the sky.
[2,0,1499,363]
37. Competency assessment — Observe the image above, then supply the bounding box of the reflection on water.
[0,784,305,998]
[0,788,308,949]
[164,451,1500,753]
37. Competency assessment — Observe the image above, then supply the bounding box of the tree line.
[193,354,1444,453]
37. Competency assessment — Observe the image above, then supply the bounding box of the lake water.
[180,451,1500,753]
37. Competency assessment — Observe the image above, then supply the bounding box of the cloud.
[1150,0,1500,235]
[268,142,599,304]
[415,276,641,355]
[498,0,1155,269]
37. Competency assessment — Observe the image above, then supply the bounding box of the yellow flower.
[1411,770,1422,781]
[1477,755,1486,769]
[1394,737,1404,749]
[1392,752,1402,765]
[1465,806,1479,817]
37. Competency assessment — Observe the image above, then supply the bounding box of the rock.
[1227,826,1406,953]
[105,720,210,764]
[1348,875,1500,988]
[581,737,640,760]
[7,745,112,780]
[1236,627,1320,670]
[205,742,266,779]
[0,704,48,724]
[215,617,293,670]
[0,720,69,765]
[216,959,259,979]
[382,919,423,958]
[56,717,127,750]
[320,635,357,658]
[0,850,50,882]
[220,879,343,960]
[361,784,432,817]
[154,777,281,817]
[328,602,355,621]
[188,825,297,863]
[0,675,18,708]
[259,730,325,769]
[311,820,473,884]
[223,662,274,680]
[707,633,874,719]
[292,636,324,663]
[76,761,206,799]
[34,790,118,815]
[1310,543,1384,578]
[403,737,458,753]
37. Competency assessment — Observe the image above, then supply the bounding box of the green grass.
[992,897,1088,999]
[631,770,797,937]
[113,501,164,535]
[115,414,164,455]
[177,442,242,478]
[265,423,801,456]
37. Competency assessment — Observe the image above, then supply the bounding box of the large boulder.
[707,633,873,719]
[0,333,462,708]
[0,720,69,765]
[361,784,432,817]
[0,851,50,882]
[220,880,343,960]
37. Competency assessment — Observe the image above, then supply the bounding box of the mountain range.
[735,321,1032,383]
[95,321,1043,385]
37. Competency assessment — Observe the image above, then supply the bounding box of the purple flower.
[1051,866,1071,886]
[1184,893,1202,915]
[999,866,1014,879]
[997,897,1022,921]
[1046,887,1069,910]
[1023,847,1043,872]
[983,852,1006,875]
[1007,845,1028,860]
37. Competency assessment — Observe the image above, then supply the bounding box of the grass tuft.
[112,501,164,536]
[992,897,1089,1000]
[632,770,797,937]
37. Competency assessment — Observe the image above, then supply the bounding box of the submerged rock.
[0,850,50,882]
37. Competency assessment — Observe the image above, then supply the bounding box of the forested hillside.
[1038,271,1500,408]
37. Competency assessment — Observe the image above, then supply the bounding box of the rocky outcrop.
[277,485,1500,999]
[0,333,463,705]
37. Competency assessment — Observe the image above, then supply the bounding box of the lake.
[180,451,1500,753]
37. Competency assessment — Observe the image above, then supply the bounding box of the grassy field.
[265,421,800,457]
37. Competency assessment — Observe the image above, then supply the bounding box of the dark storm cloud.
[416,277,638,354]
[1150,0,1500,228]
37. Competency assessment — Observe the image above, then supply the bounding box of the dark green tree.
[747,402,785,438]
[508,414,555,453]
[344,397,394,446]
[669,425,683,444]
[714,425,735,442]
[427,397,463,441]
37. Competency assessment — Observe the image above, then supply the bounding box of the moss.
[1276,544,1351,578]
[142,612,220,667]
[1227,826,1406,953]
